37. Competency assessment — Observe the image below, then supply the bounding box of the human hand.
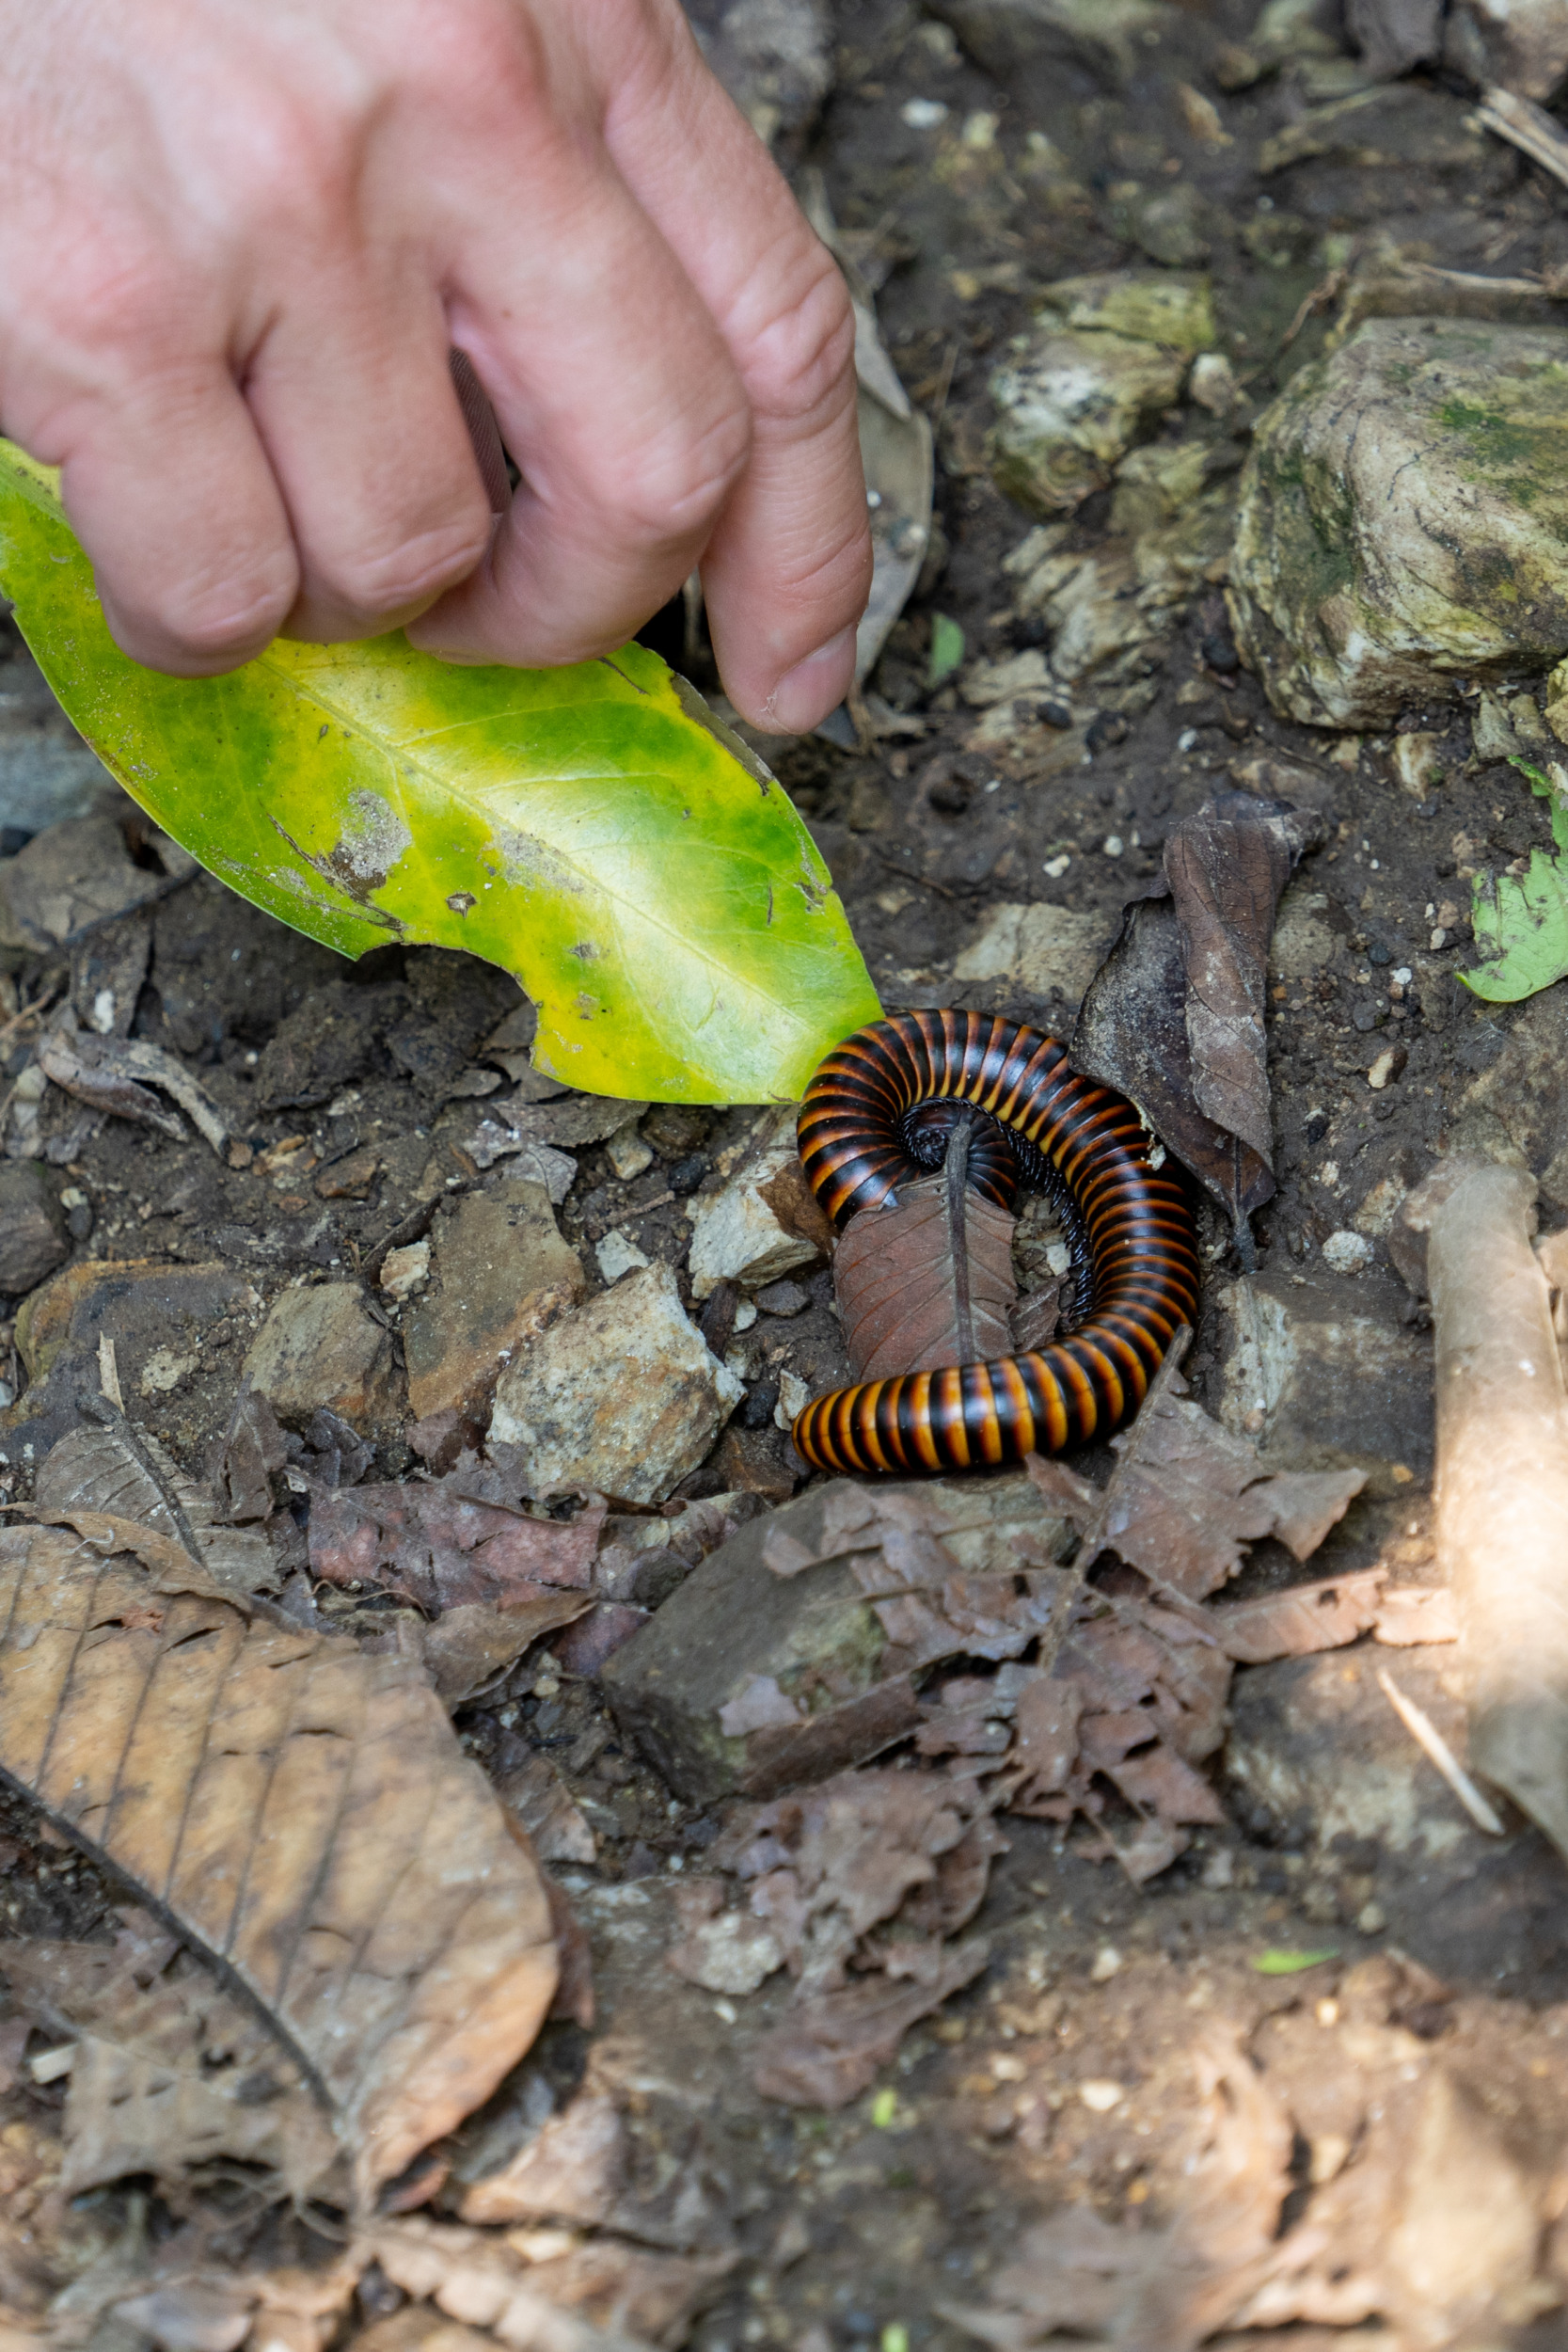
[0,0,871,733]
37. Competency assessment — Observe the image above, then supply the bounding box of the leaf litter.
[1072,791,1327,1243]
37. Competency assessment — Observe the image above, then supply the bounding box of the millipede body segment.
[791,1010,1200,1474]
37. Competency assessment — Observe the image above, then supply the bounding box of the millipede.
[790,1009,1200,1476]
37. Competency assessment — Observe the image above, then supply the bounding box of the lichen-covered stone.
[1229,319,1568,727]
[989,274,1212,517]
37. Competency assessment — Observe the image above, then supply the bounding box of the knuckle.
[609,396,752,546]
[742,253,857,430]
[322,514,491,621]
[142,567,296,674]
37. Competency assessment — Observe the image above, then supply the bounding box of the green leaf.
[0,441,880,1104]
[927,612,966,690]
[1250,1947,1339,1975]
[1463,756,1568,1004]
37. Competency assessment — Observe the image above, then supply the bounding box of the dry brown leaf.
[496,1754,597,1866]
[1027,1370,1365,1600]
[309,1483,605,1613]
[417,1591,594,1709]
[942,2029,1293,2350]
[364,2217,661,2352]
[752,1942,990,2108]
[833,1163,1017,1383]
[458,2089,626,2228]
[713,1767,1005,1994]
[1072,793,1327,1239]
[1213,1566,1390,1662]
[36,1411,277,1597]
[0,1522,558,2206]
[1006,1595,1230,1877]
[0,1912,338,2200]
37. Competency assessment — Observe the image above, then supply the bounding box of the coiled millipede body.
[790,1010,1200,1475]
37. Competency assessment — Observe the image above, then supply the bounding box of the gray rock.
[0,648,116,836]
[1,1259,259,1468]
[687,1109,823,1299]
[1445,0,1568,96]
[604,1471,1069,1804]
[927,0,1176,88]
[1223,1642,1568,1994]
[489,1263,742,1504]
[242,1281,403,1428]
[404,1179,585,1424]
[1229,319,1568,727]
[951,900,1108,1009]
[685,0,832,146]
[1218,1268,1432,1496]
[0,1162,68,1297]
[1446,984,1568,1209]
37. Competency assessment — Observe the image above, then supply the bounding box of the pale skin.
[0,0,873,734]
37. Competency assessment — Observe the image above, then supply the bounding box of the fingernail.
[765,626,858,736]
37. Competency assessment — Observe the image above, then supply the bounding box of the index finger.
[601,15,872,732]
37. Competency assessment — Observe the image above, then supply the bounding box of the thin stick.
[97,1334,124,1413]
[1376,1666,1506,1836]
[1476,86,1568,194]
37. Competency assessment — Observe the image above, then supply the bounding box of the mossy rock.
[1228,318,1568,728]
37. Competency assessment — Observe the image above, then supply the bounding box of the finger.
[599,20,871,731]
[408,151,752,670]
[44,363,300,675]
[244,287,495,644]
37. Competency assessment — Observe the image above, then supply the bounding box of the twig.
[1476,85,1568,193]
[1376,1666,1506,1836]
[871,850,959,899]
[97,1336,124,1412]
[927,337,961,441]
[1280,266,1347,352]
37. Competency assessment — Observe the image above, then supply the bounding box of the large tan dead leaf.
[35,1412,277,1597]
[833,1167,1017,1381]
[0,1523,558,2205]
[0,1912,338,2200]
[364,2218,662,2352]
[942,2029,1293,2351]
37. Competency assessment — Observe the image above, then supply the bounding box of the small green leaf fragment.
[1462,755,1568,1002]
[927,612,966,690]
[882,2327,910,2352]
[1251,1947,1340,1975]
[870,2088,898,2127]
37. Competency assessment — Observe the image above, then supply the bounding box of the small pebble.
[901,97,949,127]
[606,1123,654,1182]
[380,1238,431,1303]
[1043,852,1071,879]
[1102,834,1124,858]
[1078,2078,1124,2112]
[1090,1945,1122,1981]
[668,1153,709,1197]
[755,1278,811,1316]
